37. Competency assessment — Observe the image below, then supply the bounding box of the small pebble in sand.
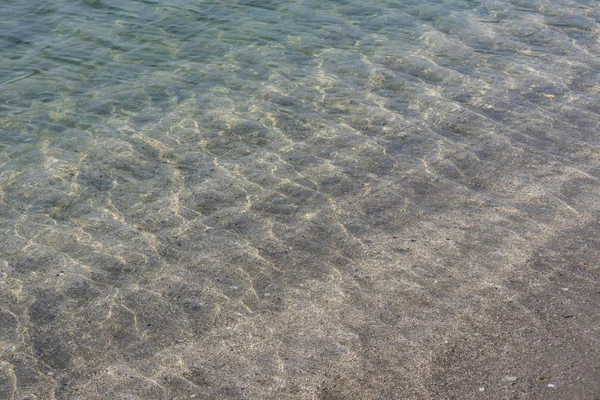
[548,383,556,388]
[478,387,485,392]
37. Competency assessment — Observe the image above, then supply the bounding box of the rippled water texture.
[1,0,599,398]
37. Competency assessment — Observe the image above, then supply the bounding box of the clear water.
[1,0,599,398]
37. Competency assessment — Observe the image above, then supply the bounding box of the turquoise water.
[1,0,599,398]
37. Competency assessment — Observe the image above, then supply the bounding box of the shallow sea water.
[1,0,599,398]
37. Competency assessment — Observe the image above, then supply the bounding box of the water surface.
[1,0,599,398]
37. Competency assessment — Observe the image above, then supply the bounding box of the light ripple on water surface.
[0,0,599,398]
